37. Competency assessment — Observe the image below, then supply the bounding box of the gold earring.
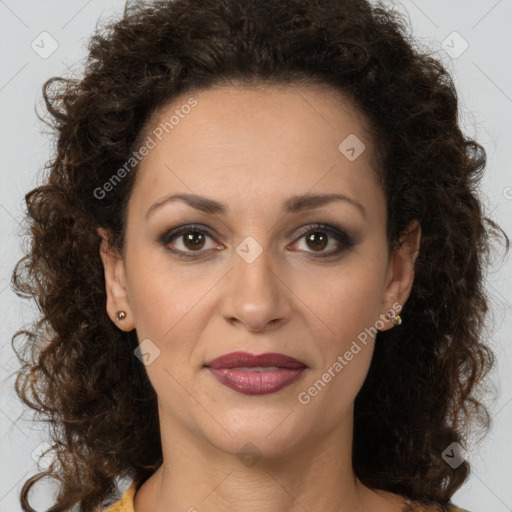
[389,311,402,326]
[116,311,127,321]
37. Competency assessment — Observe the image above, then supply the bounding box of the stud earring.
[389,310,402,326]
[116,311,127,321]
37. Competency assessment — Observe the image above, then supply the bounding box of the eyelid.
[290,223,355,255]
[159,223,218,250]
[159,222,356,258]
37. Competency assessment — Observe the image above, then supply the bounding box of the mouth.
[204,351,308,396]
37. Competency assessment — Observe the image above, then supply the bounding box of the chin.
[201,406,310,461]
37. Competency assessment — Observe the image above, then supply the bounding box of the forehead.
[129,83,383,218]
[147,82,375,156]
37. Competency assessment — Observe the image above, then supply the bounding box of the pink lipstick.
[205,351,307,395]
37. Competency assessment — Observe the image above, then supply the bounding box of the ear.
[379,219,421,330]
[97,227,135,331]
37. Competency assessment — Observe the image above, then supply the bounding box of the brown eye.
[304,231,329,252]
[159,224,218,258]
[292,223,354,257]
[159,222,355,260]
[181,230,206,251]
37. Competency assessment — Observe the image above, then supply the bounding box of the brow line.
[145,192,366,220]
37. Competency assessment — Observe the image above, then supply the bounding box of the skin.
[98,83,421,512]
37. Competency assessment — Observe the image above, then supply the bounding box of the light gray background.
[1,1,511,511]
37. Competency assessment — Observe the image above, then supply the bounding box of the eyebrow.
[145,192,366,220]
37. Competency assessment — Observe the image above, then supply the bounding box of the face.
[99,83,420,461]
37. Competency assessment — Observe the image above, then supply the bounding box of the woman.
[11,0,508,511]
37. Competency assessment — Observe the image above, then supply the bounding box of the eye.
[159,223,355,260]
[291,223,354,257]
[159,224,220,259]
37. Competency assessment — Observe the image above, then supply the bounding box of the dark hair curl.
[10,0,509,511]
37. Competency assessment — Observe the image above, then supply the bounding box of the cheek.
[297,285,377,418]
[291,258,383,406]
[294,260,385,340]
[125,254,208,339]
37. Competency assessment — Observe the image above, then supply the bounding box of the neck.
[132,405,404,512]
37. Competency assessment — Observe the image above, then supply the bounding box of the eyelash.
[159,223,355,260]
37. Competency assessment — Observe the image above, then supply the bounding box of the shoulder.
[401,499,470,512]
[410,506,470,512]
[100,482,471,512]
[102,479,138,512]
[385,490,470,512]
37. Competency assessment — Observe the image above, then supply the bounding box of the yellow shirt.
[102,479,469,512]
[103,479,138,511]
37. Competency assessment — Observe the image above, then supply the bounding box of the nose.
[221,240,291,332]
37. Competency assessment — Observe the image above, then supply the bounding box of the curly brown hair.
[10,0,509,511]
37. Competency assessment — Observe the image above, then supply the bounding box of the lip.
[205,351,307,369]
[204,351,307,396]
